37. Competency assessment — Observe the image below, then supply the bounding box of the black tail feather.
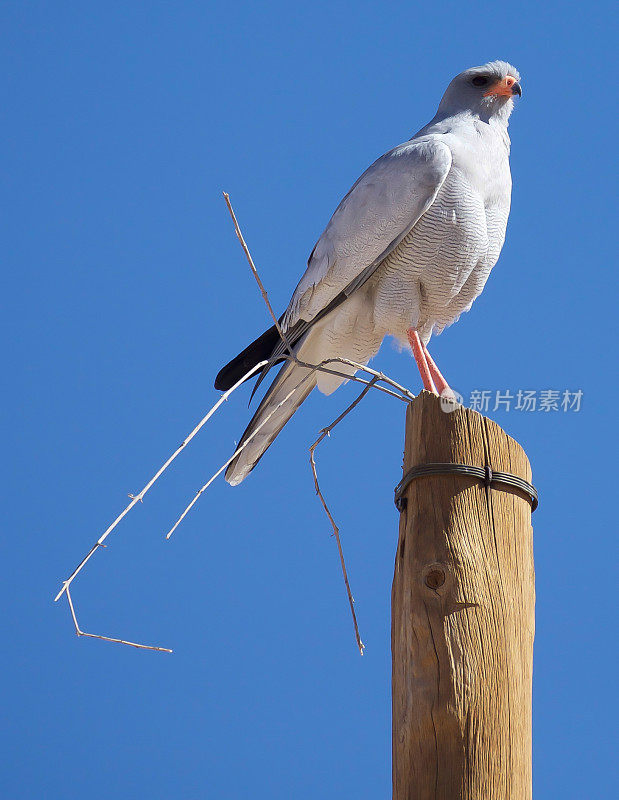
[214,324,283,391]
[216,285,352,393]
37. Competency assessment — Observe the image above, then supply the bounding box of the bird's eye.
[471,76,489,87]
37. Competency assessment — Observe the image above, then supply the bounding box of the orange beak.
[484,75,522,98]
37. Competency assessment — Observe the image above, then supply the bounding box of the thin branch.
[54,192,418,655]
[165,358,415,540]
[223,192,294,355]
[295,355,415,404]
[54,353,412,653]
[309,377,378,656]
[221,192,413,655]
[65,585,172,653]
[54,359,269,604]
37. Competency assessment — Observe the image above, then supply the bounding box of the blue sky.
[2,1,616,797]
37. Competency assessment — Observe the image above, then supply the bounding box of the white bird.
[216,60,522,485]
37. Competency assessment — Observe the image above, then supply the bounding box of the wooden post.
[392,392,535,800]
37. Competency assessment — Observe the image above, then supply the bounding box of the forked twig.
[65,585,172,653]
[54,353,410,653]
[309,377,379,655]
[54,194,416,655]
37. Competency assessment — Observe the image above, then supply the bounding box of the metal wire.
[394,462,538,513]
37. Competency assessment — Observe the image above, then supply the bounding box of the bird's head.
[437,61,522,122]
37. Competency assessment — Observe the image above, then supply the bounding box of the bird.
[216,60,522,485]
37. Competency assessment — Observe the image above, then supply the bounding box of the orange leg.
[422,343,455,400]
[407,328,437,393]
[422,344,449,395]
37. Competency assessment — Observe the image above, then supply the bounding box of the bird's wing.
[282,138,452,332]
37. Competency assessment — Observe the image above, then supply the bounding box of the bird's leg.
[407,328,437,393]
[421,343,455,399]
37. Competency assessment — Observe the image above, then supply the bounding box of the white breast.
[371,154,510,344]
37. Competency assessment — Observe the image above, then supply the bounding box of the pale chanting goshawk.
[215,61,522,485]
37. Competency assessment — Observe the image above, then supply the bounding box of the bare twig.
[54,352,411,652]
[53,360,272,654]
[54,194,417,656]
[223,192,293,355]
[170,201,417,652]
[65,585,172,653]
[309,377,379,655]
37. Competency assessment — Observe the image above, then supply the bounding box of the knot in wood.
[424,567,446,589]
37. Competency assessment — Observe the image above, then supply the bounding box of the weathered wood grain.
[392,392,535,800]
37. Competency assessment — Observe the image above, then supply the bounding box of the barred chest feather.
[371,146,511,344]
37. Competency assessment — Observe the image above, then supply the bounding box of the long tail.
[218,289,384,485]
[224,339,316,485]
